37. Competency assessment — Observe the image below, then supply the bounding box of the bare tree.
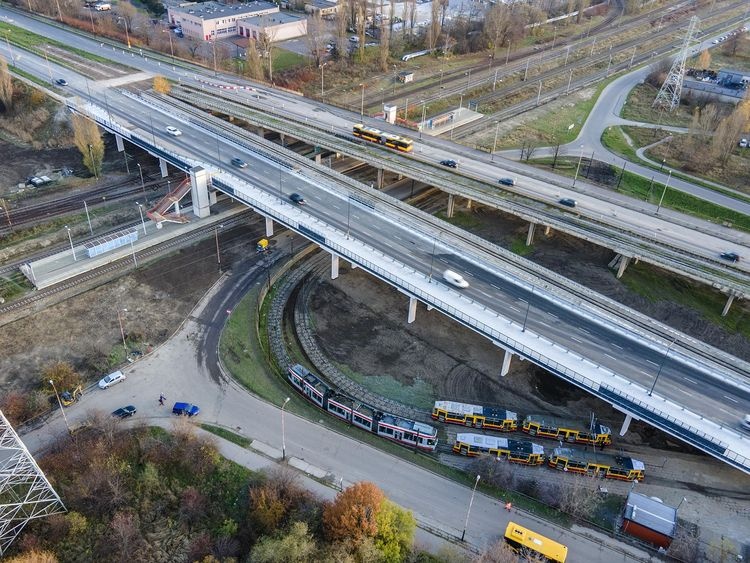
[576,0,590,24]
[355,0,366,59]
[335,0,349,61]
[306,13,327,67]
[474,540,525,563]
[379,18,390,71]
[696,49,711,69]
[711,107,746,166]
[0,55,12,112]
[246,39,264,81]
[557,475,602,520]
[667,522,701,563]
[428,0,441,50]
[109,511,144,563]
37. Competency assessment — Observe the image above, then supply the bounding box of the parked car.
[498,177,516,186]
[98,370,126,389]
[720,251,740,262]
[165,126,182,136]
[172,402,200,417]
[442,269,469,289]
[559,197,577,208]
[55,78,68,86]
[440,159,458,168]
[739,139,748,148]
[112,405,137,419]
[230,157,248,168]
[289,193,306,205]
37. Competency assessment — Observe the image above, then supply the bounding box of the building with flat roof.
[305,0,339,17]
[238,11,308,42]
[167,1,280,41]
[621,492,677,549]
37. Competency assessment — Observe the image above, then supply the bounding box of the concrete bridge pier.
[722,291,737,317]
[189,166,210,218]
[500,349,512,376]
[407,296,418,324]
[280,133,286,147]
[315,153,322,164]
[265,217,274,238]
[526,222,536,246]
[377,168,384,189]
[115,134,125,152]
[544,225,551,236]
[609,254,631,278]
[619,413,633,436]
[331,254,339,280]
[159,157,168,177]
[256,126,265,137]
[466,198,472,210]
[447,194,455,218]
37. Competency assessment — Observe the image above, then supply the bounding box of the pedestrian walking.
[505,502,512,512]
[158,393,165,406]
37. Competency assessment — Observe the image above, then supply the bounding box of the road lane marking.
[724,395,739,404]
[646,359,659,366]
[683,377,697,385]
[547,312,558,319]
[570,336,583,343]
[508,306,521,312]
[604,353,618,361]
[610,343,623,350]
[580,328,590,334]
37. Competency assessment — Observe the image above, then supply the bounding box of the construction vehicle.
[257,239,269,253]
[60,385,83,406]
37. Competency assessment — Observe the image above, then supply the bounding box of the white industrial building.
[167,1,307,42]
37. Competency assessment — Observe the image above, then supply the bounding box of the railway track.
[0,173,167,236]
[351,0,716,113]
[154,92,749,381]
[451,3,750,140]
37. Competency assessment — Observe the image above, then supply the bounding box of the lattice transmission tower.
[0,411,66,555]
[652,15,700,112]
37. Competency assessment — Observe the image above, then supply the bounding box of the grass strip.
[201,423,252,448]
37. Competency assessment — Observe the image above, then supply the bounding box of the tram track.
[151,92,750,380]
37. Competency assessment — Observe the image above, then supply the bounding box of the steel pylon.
[0,411,66,555]
[652,16,700,112]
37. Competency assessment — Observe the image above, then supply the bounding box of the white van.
[742,414,750,431]
[442,269,469,288]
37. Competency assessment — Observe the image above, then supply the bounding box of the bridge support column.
[265,217,274,237]
[350,261,358,269]
[159,158,168,177]
[280,133,286,147]
[115,134,124,152]
[407,296,417,324]
[189,167,210,218]
[209,189,217,205]
[315,153,322,164]
[619,414,633,436]
[617,256,630,278]
[331,254,339,280]
[526,222,536,246]
[500,349,512,377]
[256,126,265,137]
[722,292,736,317]
[544,225,551,236]
[427,304,434,311]
[466,198,472,210]
[447,194,455,218]
[377,168,384,189]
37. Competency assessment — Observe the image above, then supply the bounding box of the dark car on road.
[440,159,458,168]
[558,197,577,208]
[112,405,137,419]
[172,402,200,417]
[289,193,306,205]
[498,177,516,186]
[55,78,68,86]
[230,157,248,168]
[720,251,740,263]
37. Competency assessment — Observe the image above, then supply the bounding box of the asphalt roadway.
[20,240,655,562]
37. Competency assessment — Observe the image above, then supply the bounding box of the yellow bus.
[503,522,568,563]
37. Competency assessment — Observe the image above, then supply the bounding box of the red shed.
[621,492,676,549]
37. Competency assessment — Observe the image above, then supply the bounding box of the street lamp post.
[572,144,584,187]
[461,475,481,542]
[505,39,511,65]
[163,29,175,65]
[83,200,93,235]
[4,30,15,67]
[0,199,13,231]
[43,46,53,83]
[419,101,428,140]
[281,397,291,460]
[49,379,72,436]
[656,170,672,214]
[359,83,365,118]
[648,339,675,396]
[465,69,471,90]
[64,225,76,261]
[214,224,223,272]
[136,202,147,235]
[319,62,326,96]
[136,163,146,199]
[117,308,128,352]
[491,121,500,161]
[428,238,437,282]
